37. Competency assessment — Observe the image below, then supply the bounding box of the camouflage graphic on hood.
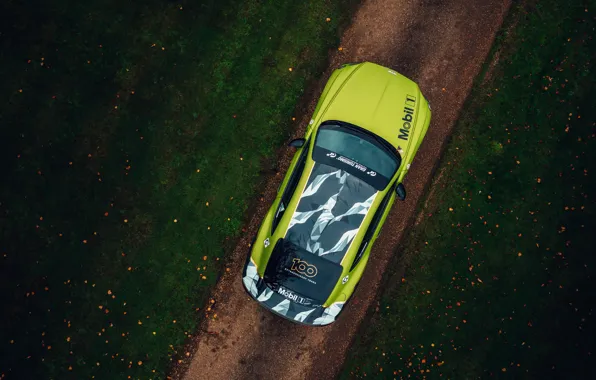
[284,162,377,264]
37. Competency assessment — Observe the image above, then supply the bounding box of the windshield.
[313,122,400,189]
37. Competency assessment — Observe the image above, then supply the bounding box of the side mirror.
[288,138,306,148]
[395,183,406,201]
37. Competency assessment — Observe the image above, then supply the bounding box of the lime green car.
[242,62,431,325]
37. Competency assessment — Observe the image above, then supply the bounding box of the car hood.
[321,62,424,149]
[243,258,346,325]
[263,239,343,306]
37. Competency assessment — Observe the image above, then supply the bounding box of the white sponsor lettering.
[284,267,317,284]
[326,152,380,176]
[277,287,310,305]
[336,155,367,172]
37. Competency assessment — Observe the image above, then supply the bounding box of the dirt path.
[180,0,511,379]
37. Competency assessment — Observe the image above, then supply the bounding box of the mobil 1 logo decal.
[398,94,416,141]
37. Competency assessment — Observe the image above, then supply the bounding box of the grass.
[342,1,596,378]
[0,0,359,378]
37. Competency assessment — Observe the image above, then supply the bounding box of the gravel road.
[180,0,511,378]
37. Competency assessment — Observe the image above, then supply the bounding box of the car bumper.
[242,258,345,326]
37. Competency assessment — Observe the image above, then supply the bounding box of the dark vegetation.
[0,0,358,377]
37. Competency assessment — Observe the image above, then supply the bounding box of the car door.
[350,183,396,271]
[271,141,310,233]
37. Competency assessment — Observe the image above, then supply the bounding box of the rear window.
[264,239,343,305]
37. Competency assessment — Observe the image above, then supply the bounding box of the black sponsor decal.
[398,94,417,141]
[284,265,317,285]
[263,239,343,303]
[325,152,377,177]
[290,258,318,278]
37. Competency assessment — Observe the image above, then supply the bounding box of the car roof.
[283,161,378,265]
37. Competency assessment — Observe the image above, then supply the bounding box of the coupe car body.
[242,62,431,325]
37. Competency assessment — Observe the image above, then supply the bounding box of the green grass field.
[0,0,358,377]
[342,1,596,378]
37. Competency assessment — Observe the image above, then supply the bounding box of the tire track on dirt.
[179,0,511,379]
